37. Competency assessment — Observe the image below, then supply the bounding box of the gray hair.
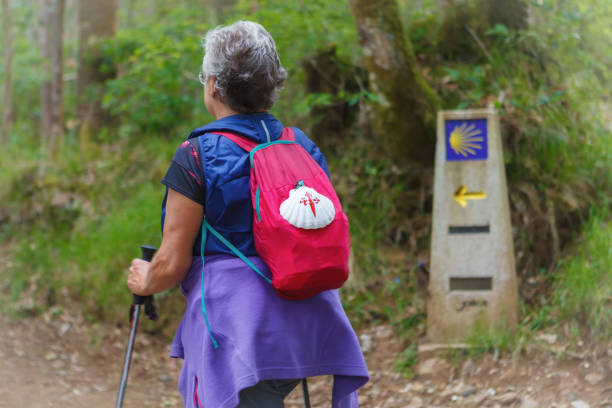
[202,21,287,113]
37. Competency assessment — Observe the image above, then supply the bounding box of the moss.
[350,0,439,166]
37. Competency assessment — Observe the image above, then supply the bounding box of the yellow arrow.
[453,185,487,207]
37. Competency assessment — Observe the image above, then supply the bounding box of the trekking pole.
[115,245,159,408]
[302,378,311,408]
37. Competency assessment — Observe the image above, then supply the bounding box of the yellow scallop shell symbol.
[449,122,483,157]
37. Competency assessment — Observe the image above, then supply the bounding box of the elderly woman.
[127,21,368,408]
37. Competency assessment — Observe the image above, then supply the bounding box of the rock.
[44,351,58,361]
[521,397,539,408]
[584,372,603,385]
[439,387,453,400]
[375,325,393,339]
[497,391,518,405]
[449,382,463,394]
[359,334,372,353]
[537,333,558,344]
[473,392,490,406]
[461,359,476,380]
[58,323,70,336]
[418,358,438,375]
[411,382,425,393]
[400,383,413,393]
[406,396,424,408]
[70,352,79,364]
[571,401,590,408]
[384,396,398,406]
[417,357,450,376]
[51,358,64,368]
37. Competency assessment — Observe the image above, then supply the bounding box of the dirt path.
[0,311,182,408]
[0,310,610,408]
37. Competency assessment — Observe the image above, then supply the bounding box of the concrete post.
[427,108,519,342]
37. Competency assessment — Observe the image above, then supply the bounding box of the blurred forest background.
[0,0,610,360]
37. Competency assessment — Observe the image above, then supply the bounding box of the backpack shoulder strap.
[215,131,259,152]
[279,127,295,142]
[216,127,295,152]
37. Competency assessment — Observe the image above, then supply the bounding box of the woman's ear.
[207,76,217,98]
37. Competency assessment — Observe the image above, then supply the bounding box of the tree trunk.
[50,0,65,154]
[77,0,117,136]
[40,0,53,141]
[1,0,13,145]
[39,0,65,152]
[349,0,439,166]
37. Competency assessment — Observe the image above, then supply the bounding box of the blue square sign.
[445,119,488,161]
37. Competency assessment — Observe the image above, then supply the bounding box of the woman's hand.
[127,258,152,296]
[124,188,203,296]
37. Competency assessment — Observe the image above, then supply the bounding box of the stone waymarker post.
[427,108,519,342]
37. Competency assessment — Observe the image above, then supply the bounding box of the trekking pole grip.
[140,245,157,262]
[132,245,159,320]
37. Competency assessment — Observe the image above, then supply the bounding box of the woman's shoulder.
[287,127,330,176]
[288,126,316,150]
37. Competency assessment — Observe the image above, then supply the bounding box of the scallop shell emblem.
[279,185,335,229]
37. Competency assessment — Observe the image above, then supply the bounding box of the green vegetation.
[553,206,611,339]
[0,0,610,367]
[462,205,611,356]
[395,344,419,378]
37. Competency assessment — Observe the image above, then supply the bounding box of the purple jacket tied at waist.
[170,255,369,408]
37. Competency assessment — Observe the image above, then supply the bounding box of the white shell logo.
[279,185,335,229]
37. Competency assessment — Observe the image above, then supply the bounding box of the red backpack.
[202,127,350,299]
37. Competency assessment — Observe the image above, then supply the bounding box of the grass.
[395,343,419,378]
[0,134,172,320]
[552,205,612,340]
[4,181,163,319]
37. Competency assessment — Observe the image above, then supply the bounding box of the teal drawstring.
[200,222,219,349]
[255,187,261,223]
[199,219,272,349]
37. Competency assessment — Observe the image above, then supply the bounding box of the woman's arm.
[127,188,203,296]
